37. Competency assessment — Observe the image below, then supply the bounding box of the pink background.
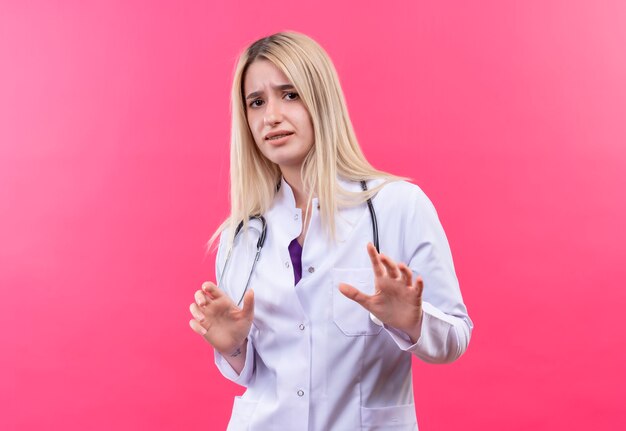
[2,1,625,430]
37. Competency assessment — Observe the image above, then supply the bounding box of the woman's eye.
[249,93,297,108]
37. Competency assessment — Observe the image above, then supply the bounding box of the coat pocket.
[361,403,418,430]
[331,267,383,336]
[226,396,259,431]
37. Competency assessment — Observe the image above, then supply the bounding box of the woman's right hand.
[189,282,254,356]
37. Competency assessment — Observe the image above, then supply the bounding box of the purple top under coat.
[288,238,303,285]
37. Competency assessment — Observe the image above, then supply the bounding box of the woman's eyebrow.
[246,84,295,100]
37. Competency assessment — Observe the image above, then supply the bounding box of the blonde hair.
[208,31,407,252]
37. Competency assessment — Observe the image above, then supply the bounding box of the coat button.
[299,323,305,330]
[297,389,304,397]
[307,266,315,273]
[285,261,290,268]
[294,214,299,221]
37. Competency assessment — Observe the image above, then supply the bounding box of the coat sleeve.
[382,184,474,363]
[212,228,257,386]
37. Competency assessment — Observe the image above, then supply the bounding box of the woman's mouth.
[266,132,294,144]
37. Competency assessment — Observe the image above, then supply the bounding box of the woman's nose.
[264,98,283,125]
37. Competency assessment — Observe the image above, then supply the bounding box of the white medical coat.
[213,177,473,431]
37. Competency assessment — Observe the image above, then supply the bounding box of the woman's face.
[243,59,314,171]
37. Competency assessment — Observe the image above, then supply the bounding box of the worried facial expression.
[244,60,314,171]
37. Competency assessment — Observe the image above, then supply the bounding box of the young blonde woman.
[189,31,473,430]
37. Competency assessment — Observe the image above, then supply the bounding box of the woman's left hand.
[339,242,424,343]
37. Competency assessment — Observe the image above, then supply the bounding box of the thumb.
[338,283,371,309]
[241,289,255,319]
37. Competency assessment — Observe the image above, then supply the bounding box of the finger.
[240,289,255,319]
[366,242,385,278]
[189,319,208,336]
[379,254,400,279]
[338,283,372,309]
[413,276,424,301]
[189,303,206,323]
[194,290,210,307]
[398,263,413,286]
[202,282,224,299]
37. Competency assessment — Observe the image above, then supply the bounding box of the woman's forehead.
[244,60,293,93]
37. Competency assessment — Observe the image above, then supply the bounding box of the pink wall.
[2,1,625,429]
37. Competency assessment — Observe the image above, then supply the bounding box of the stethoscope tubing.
[219,180,378,307]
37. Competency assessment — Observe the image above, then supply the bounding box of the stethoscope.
[218,180,379,307]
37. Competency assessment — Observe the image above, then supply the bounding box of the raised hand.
[338,243,424,343]
[189,282,254,356]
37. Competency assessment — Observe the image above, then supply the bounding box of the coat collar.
[276,175,366,210]
[269,176,373,243]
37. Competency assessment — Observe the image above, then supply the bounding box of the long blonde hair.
[208,31,407,251]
